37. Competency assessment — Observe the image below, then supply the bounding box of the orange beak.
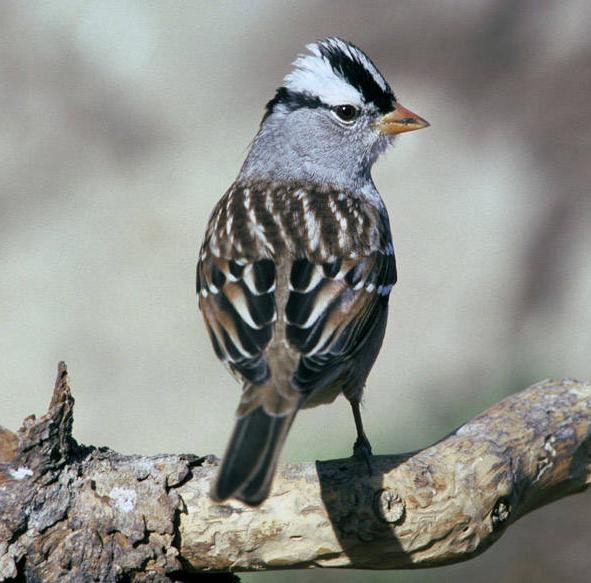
[378,103,430,135]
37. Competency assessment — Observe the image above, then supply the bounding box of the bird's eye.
[333,104,359,123]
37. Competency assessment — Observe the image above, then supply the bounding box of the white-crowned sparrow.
[197,38,429,505]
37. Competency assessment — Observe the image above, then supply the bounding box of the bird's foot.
[353,435,374,476]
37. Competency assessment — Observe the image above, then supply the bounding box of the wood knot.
[534,434,557,483]
[374,488,405,524]
[491,497,511,531]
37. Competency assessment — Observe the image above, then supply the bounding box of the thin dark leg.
[350,400,373,475]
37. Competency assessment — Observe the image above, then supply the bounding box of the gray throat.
[238,118,384,205]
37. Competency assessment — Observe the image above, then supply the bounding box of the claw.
[353,434,374,476]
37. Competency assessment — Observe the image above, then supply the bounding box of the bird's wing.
[197,182,396,409]
[285,249,396,395]
[197,252,276,387]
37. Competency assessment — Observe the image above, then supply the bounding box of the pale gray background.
[1,1,590,581]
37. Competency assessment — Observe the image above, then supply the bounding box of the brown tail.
[211,404,299,506]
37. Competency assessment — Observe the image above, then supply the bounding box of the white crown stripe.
[282,38,391,109]
[284,42,363,107]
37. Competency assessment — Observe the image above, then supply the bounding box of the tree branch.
[1,364,590,581]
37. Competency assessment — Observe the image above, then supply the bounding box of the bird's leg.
[350,399,373,475]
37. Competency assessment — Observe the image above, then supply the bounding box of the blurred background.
[1,1,590,581]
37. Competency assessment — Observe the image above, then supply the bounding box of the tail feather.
[237,412,296,504]
[211,405,299,506]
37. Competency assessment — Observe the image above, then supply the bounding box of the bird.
[196,38,429,506]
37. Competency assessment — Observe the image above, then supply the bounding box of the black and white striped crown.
[266,38,396,118]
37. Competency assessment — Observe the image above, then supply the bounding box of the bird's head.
[241,38,429,187]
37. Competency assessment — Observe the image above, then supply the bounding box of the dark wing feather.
[197,253,276,385]
[286,250,396,394]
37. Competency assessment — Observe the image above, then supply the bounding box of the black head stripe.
[264,39,396,120]
[264,87,323,121]
[317,39,395,114]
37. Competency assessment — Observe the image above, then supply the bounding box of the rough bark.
[0,364,590,581]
